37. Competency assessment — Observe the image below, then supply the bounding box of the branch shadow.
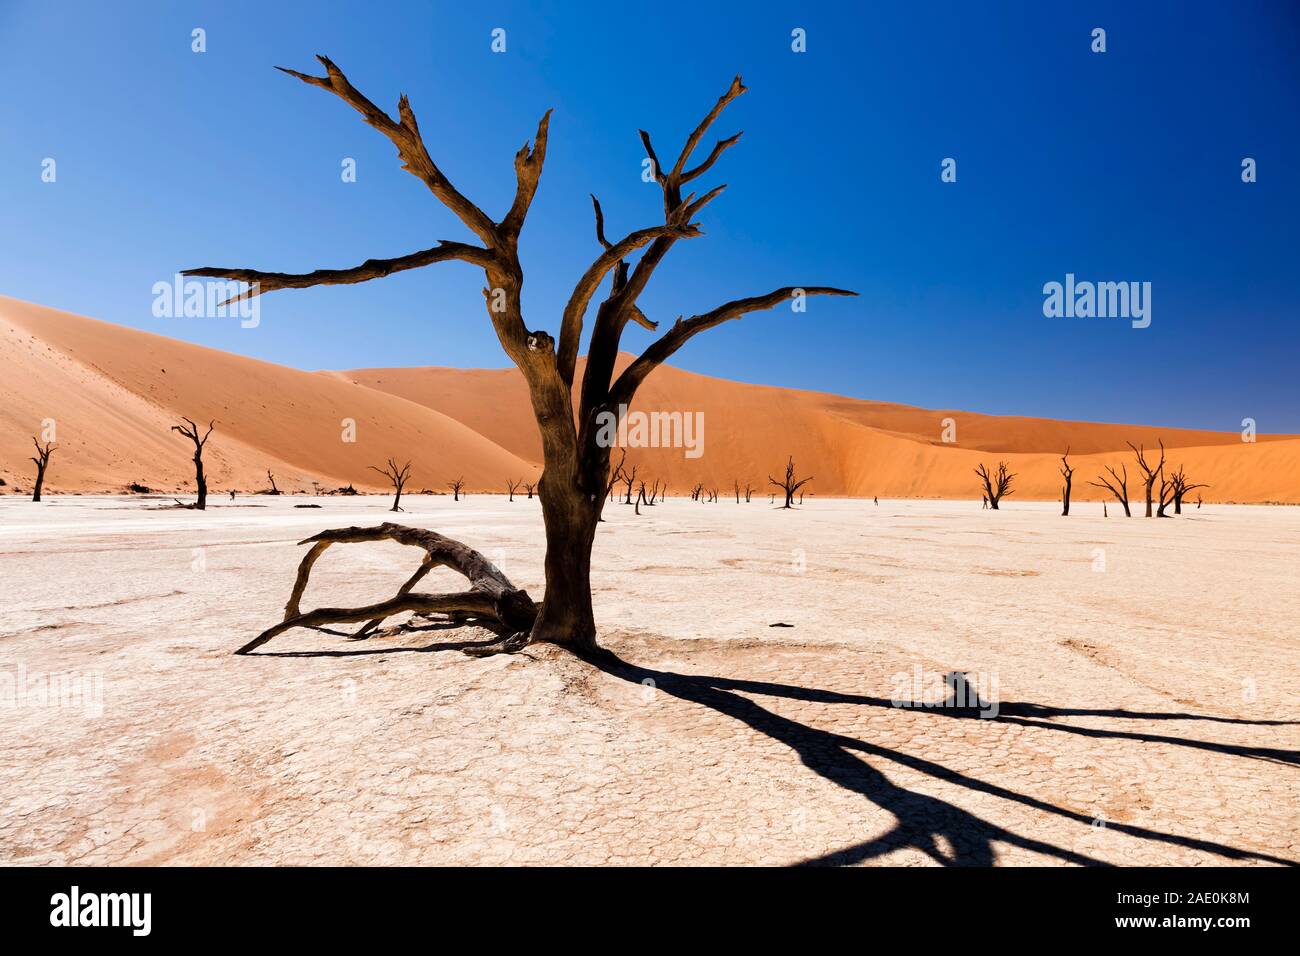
[258,618,507,658]
[580,649,1297,867]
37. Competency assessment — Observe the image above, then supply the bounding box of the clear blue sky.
[2,0,1296,430]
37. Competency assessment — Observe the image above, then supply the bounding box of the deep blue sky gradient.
[1,0,1296,429]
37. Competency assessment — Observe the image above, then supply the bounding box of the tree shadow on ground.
[579,649,1298,867]
[245,621,1296,866]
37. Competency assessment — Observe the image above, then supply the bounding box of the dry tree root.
[236,523,538,656]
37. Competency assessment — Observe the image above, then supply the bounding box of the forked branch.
[609,287,856,407]
[236,524,537,655]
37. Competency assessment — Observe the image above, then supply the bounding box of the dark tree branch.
[237,523,537,655]
[275,55,498,244]
[609,287,856,407]
[184,242,493,305]
[501,110,553,238]
[557,221,700,385]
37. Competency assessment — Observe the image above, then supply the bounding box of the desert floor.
[1,494,1296,866]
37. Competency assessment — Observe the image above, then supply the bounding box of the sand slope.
[343,359,1300,503]
[2,295,1295,501]
[0,297,537,495]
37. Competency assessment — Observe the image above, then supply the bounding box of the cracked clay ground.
[1,496,1296,866]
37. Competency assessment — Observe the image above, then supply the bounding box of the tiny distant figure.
[229,490,236,500]
[981,495,988,510]
[1196,495,1202,510]
[873,496,878,506]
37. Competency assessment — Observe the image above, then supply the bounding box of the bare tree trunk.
[1128,440,1164,518]
[532,487,599,652]
[171,418,214,510]
[30,438,55,502]
[1059,448,1073,516]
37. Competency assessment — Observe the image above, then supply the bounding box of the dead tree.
[524,481,537,499]
[266,469,281,495]
[647,478,661,505]
[690,482,704,501]
[1088,463,1131,517]
[29,438,56,502]
[768,457,812,509]
[974,461,1015,510]
[744,481,754,503]
[369,458,412,512]
[171,418,214,510]
[185,58,853,654]
[733,479,741,503]
[506,477,522,502]
[598,450,627,522]
[1127,440,1165,517]
[1156,466,1176,518]
[620,461,638,505]
[1167,466,1208,515]
[1059,448,1073,516]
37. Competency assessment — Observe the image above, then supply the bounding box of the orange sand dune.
[0,297,536,495]
[2,295,1295,502]
[344,359,1300,504]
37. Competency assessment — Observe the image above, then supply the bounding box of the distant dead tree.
[29,438,56,502]
[1059,448,1074,516]
[769,457,812,509]
[1168,466,1208,515]
[1156,466,1176,518]
[733,479,742,503]
[447,476,465,502]
[266,469,281,495]
[598,450,626,521]
[1089,463,1131,517]
[690,482,704,501]
[744,481,754,503]
[1127,440,1165,517]
[311,480,322,496]
[974,461,1015,510]
[369,458,413,512]
[187,58,853,654]
[620,461,639,505]
[634,481,650,515]
[171,417,215,510]
[506,477,522,502]
[524,481,537,499]
[647,479,661,504]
